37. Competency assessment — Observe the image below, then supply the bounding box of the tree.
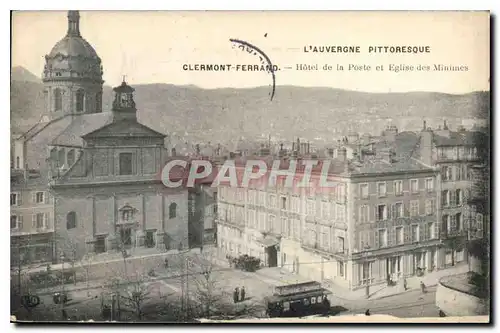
[80,252,95,297]
[118,274,152,320]
[443,236,465,267]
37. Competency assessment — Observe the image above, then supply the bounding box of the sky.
[11,11,490,93]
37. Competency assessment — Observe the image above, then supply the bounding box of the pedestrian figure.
[233,287,239,303]
[62,309,68,320]
[439,310,446,317]
[403,277,408,291]
[365,309,371,316]
[420,281,426,294]
[164,258,169,269]
[240,286,246,302]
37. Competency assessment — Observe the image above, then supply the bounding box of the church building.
[12,11,188,264]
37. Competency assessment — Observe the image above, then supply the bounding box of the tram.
[264,281,333,318]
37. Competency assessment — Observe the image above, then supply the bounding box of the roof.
[51,112,114,146]
[48,35,99,59]
[433,130,487,147]
[82,118,166,139]
[349,157,432,176]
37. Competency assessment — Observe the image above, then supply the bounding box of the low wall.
[435,274,488,316]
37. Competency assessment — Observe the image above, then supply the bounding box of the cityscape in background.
[10,11,490,323]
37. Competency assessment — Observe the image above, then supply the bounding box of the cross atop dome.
[67,10,81,37]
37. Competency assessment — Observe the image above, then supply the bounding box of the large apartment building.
[216,122,488,291]
[11,170,55,265]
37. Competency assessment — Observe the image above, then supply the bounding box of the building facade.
[49,81,189,262]
[216,154,442,290]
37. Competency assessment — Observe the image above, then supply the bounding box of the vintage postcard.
[10,11,490,323]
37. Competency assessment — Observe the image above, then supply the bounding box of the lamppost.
[60,253,65,320]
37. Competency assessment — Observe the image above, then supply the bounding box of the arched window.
[67,149,75,166]
[54,88,62,111]
[76,89,85,112]
[66,211,77,229]
[95,92,102,113]
[169,203,177,219]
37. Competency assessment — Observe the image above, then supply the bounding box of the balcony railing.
[440,229,467,240]
[300,241,347,257]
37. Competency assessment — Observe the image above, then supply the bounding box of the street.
[12,254,441,322]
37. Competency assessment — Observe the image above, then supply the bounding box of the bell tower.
[112,79,137,121]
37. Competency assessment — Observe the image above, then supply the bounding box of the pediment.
[82,120,166,139]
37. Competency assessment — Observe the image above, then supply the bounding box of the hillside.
[10,67,490,145]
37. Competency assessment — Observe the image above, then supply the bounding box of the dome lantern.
[67,10,81,37]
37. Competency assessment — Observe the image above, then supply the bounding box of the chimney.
[419,129,434,166]
[337,147,347,161]
[380,148,395,163]
[423,120,427,131]
[292,141,295,152]
[443,120,448,130]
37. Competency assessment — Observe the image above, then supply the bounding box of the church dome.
[43,11,103,83]
[48,35,99,59]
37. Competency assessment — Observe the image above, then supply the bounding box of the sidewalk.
[251,263,469,301]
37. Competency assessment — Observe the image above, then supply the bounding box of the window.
[359,183,369,199]
[394,180,403,195]
[76,89,85,112]
[291,196,300,213]
[281,217,289,237]
[476,214,484,238]
[281,196,287,210]
[442,190,450,207]
[410,179,419,193]
[11,215,19,229]
[268,195,276,208]
[33,213,46,229]
[360,262,372,285]
[321,201,330,218]
[394,202,404,218]
[410,200,419,217]
[427,222,435,239]
[16,156,20,169]
[378,229,387,247]
[456,189,463,205]
[268,215,275,233]
[169,203,177,219]
[396,227,403,244]
[377,204,387,221]
[337,236,345,253]
[359,205,369,223]
[425,178,434,192]
[339,261,345,277]
[411,225,419,243]
[10,193,19,206]
[54,88,62,111]
[442,166,452,181]
[377,182,387,197]
[95,236,106,253]
[119,152,133,175]
[311,296,316,304]
[67,149,75,166]
[456,213,462,231]
[425,199,435,215]
[66,211,77,229]
[306,199,316,216]
[34,191,45,204]
[442,215,450,235]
